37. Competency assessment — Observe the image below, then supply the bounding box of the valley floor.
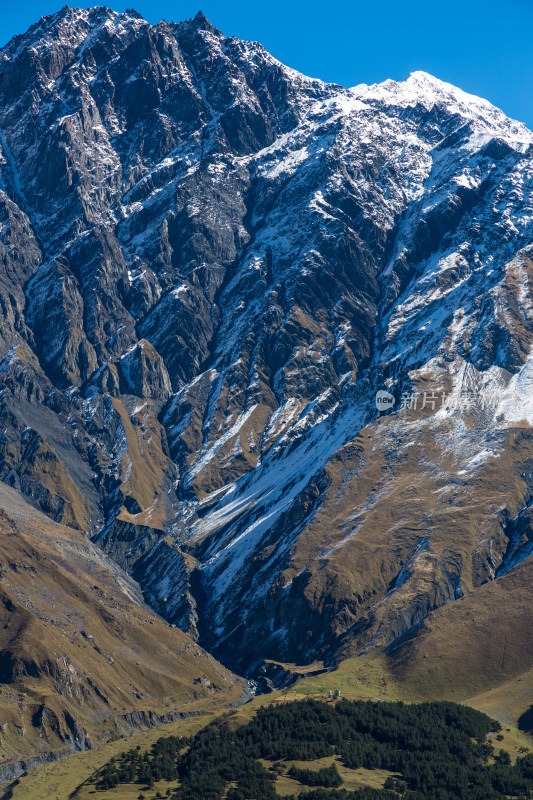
[9,654,533,800]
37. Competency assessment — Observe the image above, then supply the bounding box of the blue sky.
[2,0,532,128]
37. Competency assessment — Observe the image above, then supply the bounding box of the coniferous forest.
[93,699,533,799]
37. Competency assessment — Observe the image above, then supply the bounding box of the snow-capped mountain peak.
[352,69,532,147]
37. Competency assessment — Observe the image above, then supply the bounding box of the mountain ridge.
[0,4,532,699]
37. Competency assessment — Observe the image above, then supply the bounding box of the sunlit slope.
[0,483,244,770]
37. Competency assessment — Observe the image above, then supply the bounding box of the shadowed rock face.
[1,6,533,681]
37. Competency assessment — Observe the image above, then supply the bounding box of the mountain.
[0,481,245,780]
[1,5,533,694]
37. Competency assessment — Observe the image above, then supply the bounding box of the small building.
[328,690,333,699]
[334,689,341,698]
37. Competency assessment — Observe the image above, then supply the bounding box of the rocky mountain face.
[1,6,533,687]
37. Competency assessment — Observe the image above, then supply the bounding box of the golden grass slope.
[0,483,244,768]
[285,555,533,739]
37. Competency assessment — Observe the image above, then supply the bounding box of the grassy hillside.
[7,711,223,800]
[383,557,533,702]
[0,483,244,770]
